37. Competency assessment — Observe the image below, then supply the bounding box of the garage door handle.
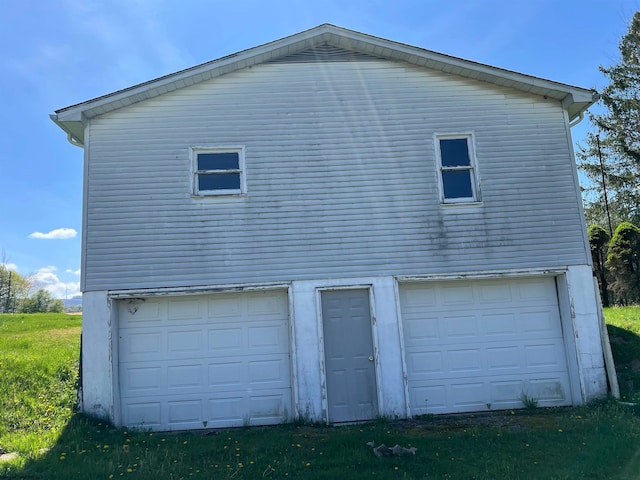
[368,356,374,361]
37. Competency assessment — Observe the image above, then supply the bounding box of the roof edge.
[52,23,597,141]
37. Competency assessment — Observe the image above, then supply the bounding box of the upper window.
[192,147,245,196]
[436,135,479,203]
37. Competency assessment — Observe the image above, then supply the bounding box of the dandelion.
[104,445,110,449]
[306,462,311,467]
[394,466,399,470]
[558,429,563,433]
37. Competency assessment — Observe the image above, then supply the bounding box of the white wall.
[291,276,407,422]
[82,267,607,426]
[81,291,114,420]
[563,265,608,401]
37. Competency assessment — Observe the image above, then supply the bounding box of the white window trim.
[435,133,480,204]
[191,146,246,196]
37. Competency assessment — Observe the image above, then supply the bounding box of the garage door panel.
[167,329,205,354]
[119,301,162,325]
[400,278,572,415]
[247,323,289,353]
[123,402,162,428]
[403,318,440,343]
[122,365,163,395]
[444,315,479,338]
[168,299,203,320]
[448,348,483,373]
[118,290,292,431]
[524,342,566,369]
[483,313,517,336]
[167,364,202,390]
[168,399,202,426]
[441,284,476,305]
[208,326,243,352]
[486,346,521,370]
[120,330,163,360]
[410,372,572,415]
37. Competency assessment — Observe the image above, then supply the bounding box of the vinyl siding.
[84,59,588,291]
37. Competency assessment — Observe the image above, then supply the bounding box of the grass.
[0,314,81,458]
[605,306,640,403]
[0,310,639,479]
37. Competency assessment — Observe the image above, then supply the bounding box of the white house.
[52,24,607,431]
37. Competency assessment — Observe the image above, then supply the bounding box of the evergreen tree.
[578,11,640,226]
[606,222,640,304]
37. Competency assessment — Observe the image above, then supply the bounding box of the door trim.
[316,285,380,423]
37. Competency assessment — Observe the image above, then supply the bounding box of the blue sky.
[0,0,636,299]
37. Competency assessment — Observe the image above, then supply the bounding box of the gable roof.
[51,24,597,146]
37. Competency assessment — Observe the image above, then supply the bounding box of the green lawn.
[0,310,639,479]
[605,306,640,403]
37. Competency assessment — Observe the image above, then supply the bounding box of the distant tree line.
[0,264,64,313]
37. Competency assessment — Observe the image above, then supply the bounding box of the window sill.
[440,201,483,212]
[192,193,247,201]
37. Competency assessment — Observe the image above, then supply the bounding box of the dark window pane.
[198,173,241,191]
[197,152,239,170]
[440,139,470,167]
[442,170,473,199]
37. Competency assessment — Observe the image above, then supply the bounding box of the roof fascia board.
[53,24,595,124]
[53,25,335,123]
[327,27,596,106]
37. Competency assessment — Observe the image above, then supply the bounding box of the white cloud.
[66,268,81,276]
[29,228,78,240]
[31,266,81,299]
[1,263,18,271]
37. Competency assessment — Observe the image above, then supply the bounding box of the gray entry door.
[321,289,378,422]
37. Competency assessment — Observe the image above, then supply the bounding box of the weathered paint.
[80,267,606,425]
[564,265,607,401]
[81,291,114,421]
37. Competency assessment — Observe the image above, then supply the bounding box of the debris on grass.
[366,441,417,457]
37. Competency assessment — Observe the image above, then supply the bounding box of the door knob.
[368,356,374,361]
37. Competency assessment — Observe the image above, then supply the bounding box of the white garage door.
[400,277,573,415]
[118,290,291,431]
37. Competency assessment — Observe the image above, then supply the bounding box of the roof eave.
[52,24,597,131]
